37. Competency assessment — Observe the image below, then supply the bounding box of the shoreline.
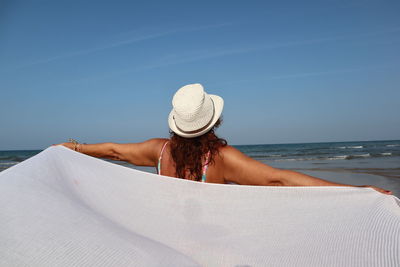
[292,167,400,180]
[298,170,400,197]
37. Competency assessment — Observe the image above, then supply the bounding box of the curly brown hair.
[169,118,227,181]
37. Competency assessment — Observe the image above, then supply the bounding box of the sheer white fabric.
[1,146,399,266]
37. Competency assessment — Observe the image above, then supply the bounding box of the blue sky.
[0,0,399,150]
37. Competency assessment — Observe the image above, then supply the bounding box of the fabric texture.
[0,146,399,266]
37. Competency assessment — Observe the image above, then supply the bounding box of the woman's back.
[157,139,226,184]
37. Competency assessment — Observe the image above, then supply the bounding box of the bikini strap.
[157,141,169,175]
[201,151,211,182]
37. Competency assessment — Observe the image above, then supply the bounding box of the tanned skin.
[54,139,392,195]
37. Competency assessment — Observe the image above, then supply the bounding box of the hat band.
[173,99,215,135]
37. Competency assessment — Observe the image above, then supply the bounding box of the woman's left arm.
[221,146,392,195]
[275,169,392,195]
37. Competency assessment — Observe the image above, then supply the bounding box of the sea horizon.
[1,139,399,196]
[236,138,400,147]
[1,138,399,152]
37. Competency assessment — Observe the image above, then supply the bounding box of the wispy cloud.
[56,25,400,86]
[13,23,400,74]
[265,65,390,80]
[211,65,394,87]
[11,22,233,70]
[108,26,400,72]
[90,36,345,75]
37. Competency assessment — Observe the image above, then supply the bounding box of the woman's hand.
[52,142,74,150]
[358,185,392,195]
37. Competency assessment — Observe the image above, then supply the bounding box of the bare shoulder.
[142,138,169,149]
[118,138,167,154]
[219,145,252,162]
[134,138,169,160]
[219,145,280,185]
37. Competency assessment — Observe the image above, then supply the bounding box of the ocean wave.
[272,153,374,162]
[276,156,337,162]
[339,146,363,149]
[0,162,18,166]
[328,155,348,160]
[250,154,283,159]
[327,154,370,160]
[345,153,370,160]
[380,152,392,156]
[0,156,25,162]
[386,144,400,147]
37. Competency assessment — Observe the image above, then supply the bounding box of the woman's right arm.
[54,138,166,167]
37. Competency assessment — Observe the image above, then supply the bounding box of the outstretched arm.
[221,146,392,195]
[54,138,167,167]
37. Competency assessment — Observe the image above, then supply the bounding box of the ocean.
[2,140,400,196]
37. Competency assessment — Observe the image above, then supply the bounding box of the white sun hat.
[168,83,224,138]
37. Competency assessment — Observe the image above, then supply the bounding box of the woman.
[56,83,392,195]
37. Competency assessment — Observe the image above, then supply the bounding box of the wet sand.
[298,170,400,197]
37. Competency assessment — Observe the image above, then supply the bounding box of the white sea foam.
[328,153,370,160]
[328,155,348,160]
[275,157,320,161]
[0,162,18,166]
[381,152,392,156]
[386,144,399,147]
[349,146,363,149]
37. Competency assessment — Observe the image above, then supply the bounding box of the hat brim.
[168,94,224,138]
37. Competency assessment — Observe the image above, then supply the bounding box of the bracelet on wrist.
[69,138,80,152]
